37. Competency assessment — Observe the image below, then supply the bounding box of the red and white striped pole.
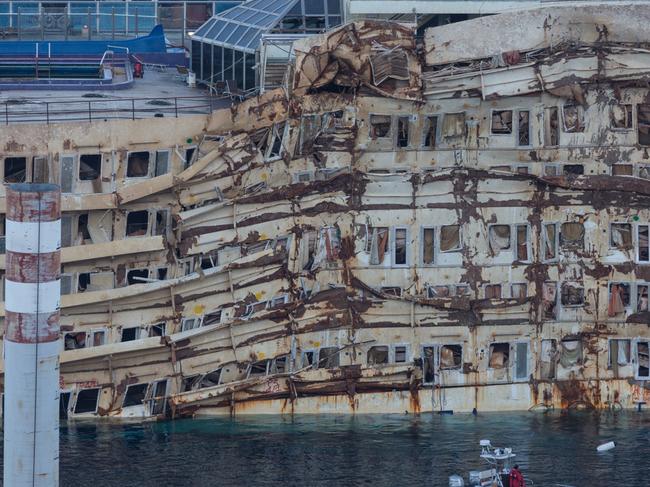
[4,183,61,487]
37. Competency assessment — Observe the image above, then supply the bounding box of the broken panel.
[127,151,150,177]
[422,227,435,265]
[489,343,510,369]
[4,157,26,183]
[639,104,650,145]
[543,223,558,261]
[541,339,557,379]
[611,104,633,129]
[636,341,649,378]
[370,48,409,85]
[609,339,631,378]
[488,225,511,254]
[485,284,502,299]
[560,282,585,307]
[440,345,462,369]
[491,110,513,134]
[396,116,410,148]
[369,115,391,139]
[544,107,559,146]
[422,346,436,384]
[559,222,584,250]
[611,223,632,250]
[562,104,585,132]
[393,227,408,266]
[422,116,438,148]
[368,226,389,265]
[367,346,389,365]
[79,154,101,181]
[639,225,649,262]
[608,282,631,317]
[515,224,529,261]
[543,282,557,319]
[439,225,461,252]
[517,110,530,145]
[442,112,466,138]
[559,339,582,368]
[318,347,340,368]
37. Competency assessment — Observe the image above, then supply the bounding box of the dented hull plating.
[1,5,650,419]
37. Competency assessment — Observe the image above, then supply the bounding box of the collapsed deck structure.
[1,3,650,419]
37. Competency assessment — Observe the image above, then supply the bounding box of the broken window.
[79,154,101,181]
[394,345,408,363]
[248,360,269,377]
[121,327,140,342]
[422,116,438,148]
[203,310,222,327]
[639,105,650,145]
[543,281,557,319]
[442,112,466,138]
[491,110,513,134]
[199,369,222,388]
[4,157,26,183]
[612,164,633,176]
[511,283,527,300]
[518,111,530,145]
[428,285,451,298]
[544,107,559,146]
[123,383,148,408]
[636,283,648,311]
[489,343,510,369]
[422,227,435,265]
[543,223,558,261]
[149,323,166,337]
[74,388,99,414]
[561,282,585,307]
[396,116,409,148]
[127,151,150,177]
[153,210,169,237]
[91,330,106,347]
[422,346,436,384]
[367,346,389,365]
[126,211,148,237]
[488,225,511,254]
[149,380,168,415]
[440,345,462,369]
[609,339,631,374]
[370,48,409,85]
[155,150,170,176]
[560,222,584,249]
[636,341,649,378]
[245,300,268,317]
[185,147,196,168]
[541,339,557,379]
[559,339,582,368]
[77,273,90,293]
[181,317,201,332]
[562,104,584,132]
[393,228,407,266]
[269,356,289,374]
[563,164,584,175]
[440,225,461,252]
[611,223,632,250]
[298,115,320,155]
[369,115,391,139]
[127,269,149,285]
[312,226,340,269]
[608,283,631,317]
[485,284,502,299]
[319,347,340,368]
[381,286,402,297]
[300,350,316,369]
[638,225,649,262]
[267,123,286,160]
[611,104,632,129]
[367,226,389,265]
[515,224,529,261]
[64,332,86,351]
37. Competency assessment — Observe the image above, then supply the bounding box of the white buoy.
[597,441,616,452]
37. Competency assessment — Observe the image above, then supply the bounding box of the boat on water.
[449,439,529,487]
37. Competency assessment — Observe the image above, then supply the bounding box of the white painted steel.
[5,220,62,254]
[3,340,60,487]
[5,279,61,315]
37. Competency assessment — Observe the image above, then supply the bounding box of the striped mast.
[4,183,61,487]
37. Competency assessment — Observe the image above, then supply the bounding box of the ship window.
[514,342,529,380]
[543,223,558,261]
[610,223,632,249]
[123,383,148,407]
[319,347,340,368]
[518,111,530,145]
[516,165,529,174]
[248,360,269,377]
[488,225,511,253]
[202,310,222,327]
[422,227,435,264]
[491,110,512,134]
[560,222,584,249]
[367,346,389,365]
[561,282,585,307]
[396,116,410,148]
[489,343,510,369]
[394,345,408,363]
[181,318,201,331]
[636,341,649,378]
[562,104,584,132]
[126,269,149,285]
[4,157,26,183]
[148,323,165,338]
[639,225,650,262]
[422,116,438,148]
[485,284,502,299]
[127,151,150,177]
[64,332,86,350]
[155,150,170,176]
[367,226,389,265]
[126,211,149,237]
[199,369,222,388]
[60,392,71,420]
[422,346,436,384]
[270,356,288,374]
[612,164,633,176]
[181,375,201,392]
[515,224,529,261]
[79,154,101,180]
[393,228,407,266]
[559,339,582,367]
[91,330,106,346]
[60,274,73,295]
[511,283,527,299]
[267,123,285,160]
[638,105,650,145]
[77,272,91,293]
[301,350,316,369]
[369,115,391,139]
[121,326,141,342]
[381,286,402,297]
[440,345,462,369]
[74,388,99,414]
[544,107,559,146]
[428,285,451,298]
[563,164,584,175]
[153,210,169,236]
[608,339,631,369]
[608,283,631,317]
[611,104,633,129]
[442,112,466,138]
[185,147,196,168]
[440,225,461,252]
[541,339,557,379]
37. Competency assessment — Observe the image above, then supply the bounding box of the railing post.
[17,7,21,41]
[175,98,178,118]
[88,101,92,122]
[40,8,44,40]
[87,7,91,40]
[46,102,49,124]
[111,7,115,41]
[135,7,138,37]
[132,99,135,120]
[64,6,68,41]
[5,102,8,125]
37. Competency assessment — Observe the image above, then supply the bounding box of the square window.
[79,154,101,180]
[491,110,513,134]
[127,152,150,177]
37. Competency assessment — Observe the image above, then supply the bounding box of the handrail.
[99,49,114,66]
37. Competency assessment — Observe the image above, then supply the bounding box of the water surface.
[2,411,649,486]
